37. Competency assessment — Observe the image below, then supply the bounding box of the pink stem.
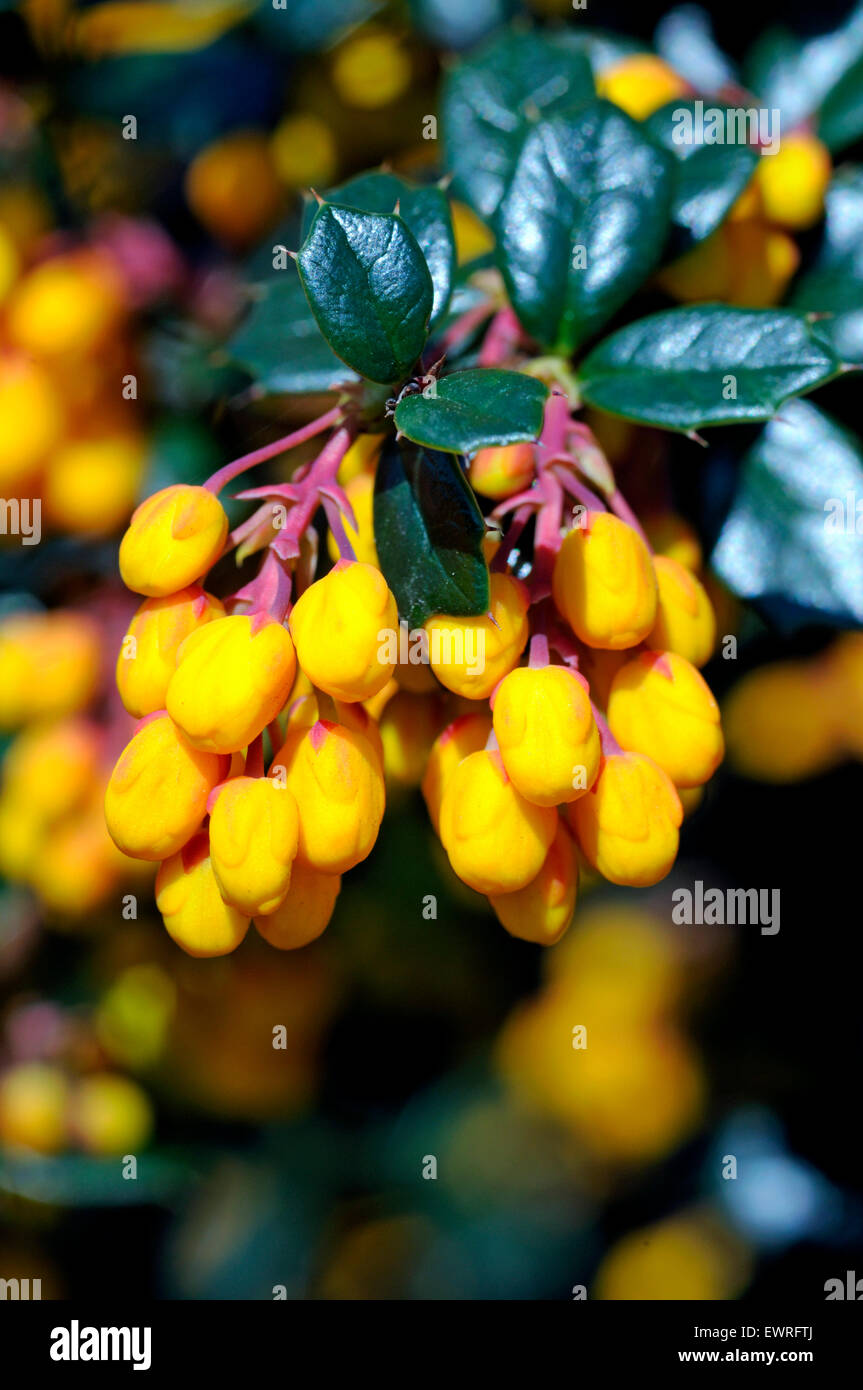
[551,465,606,517]
[592,703,622,757]
[538,390,570,457]
[321,495,356,562]
[439,300,495,353]
[203,406,343,495]
[478,306,522,367]
[490,503,533,573]
[608,488,651,550]
[529,632,549,668]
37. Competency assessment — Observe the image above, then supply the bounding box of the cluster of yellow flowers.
[0,1061,152,1159]
[104,398,725,957]
[0,226,146,535]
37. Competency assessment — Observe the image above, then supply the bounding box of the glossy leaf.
[227,269,357,394]
[712,400,863,625]
[579,305,843,432]
[441,28,594,219]
[647,100,759,255]
[373,436,489,626]
[496,100,673,352]
[792,167,863,363]
[394,368,547,454]
[302,172,454,327]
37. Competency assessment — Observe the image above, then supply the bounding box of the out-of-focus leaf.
[373,436,488,626]
[227,270,357,395]
[394,368,547,454]
[72,0,254,57]
[298,204,433,384]
[647,100,759,255]
[712,400,863,626]
[654,6,737,94]
[0,1150,197,1207]
[792,167,863,363]
[818,56,863,153]
[143,323,244,409]
[744,4,863,142]
[441,28,595,220]
[302,173,454,328]
[497,100,672,353]
[579,306,843,431]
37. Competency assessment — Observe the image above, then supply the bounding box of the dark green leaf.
[407,0,518,51]
[254,0,377,53]
[302,172,454,327]
[373,436,489,626]
[646,100,759,254]
[227,269,356,395]
[394,368,547,454]
[792,167,863,363]
[442,28,594,219]
[579,305,843,431]
[712,400,863,625]
[819,56,863,152]
[654,7,736,93]
[297,203,433,384]
[496,100,673,353]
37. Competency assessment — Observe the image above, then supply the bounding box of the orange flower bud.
[105,713,225,861]
[468,442,535,500]
[722,660,838,782]
[254,860,341,950]
[597,53,688,120]
[571,750,682,886]
[2,718,100,822]
[167,614,296,754]
[0,1062,70,1155]
[156,835,251,957]
[116,585,225,719]
[552,512,657,650]
[489,820,578,945]
[379,691,444,787]
[209,776,299,916]
[272,720,385,874]
[647,556,716,668]
[71,1074,153,1156]
[119,484,228,597]
[642,512,703,573]
[607,650,724,787]
[424,573,529,700]
[289,560,398,703]
[493,664,601,806]
[755,131,832,230]
[439,748,557,894]
[421,711,493,834]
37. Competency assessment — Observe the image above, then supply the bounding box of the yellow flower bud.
[421,711,492,834]
[571,750,682,886]
[43,432,147,535]
[379,691,443,787]
[209,776,299,916]
[167,614,297,754]
[0,610,101,729]
[0,1062,70,1154]
[489,820,578,945]
[119,484,228,597]
[722,660,838,782]
[755,131,832,230]
[337,432,384,485]
[333,698,385,768]
[2,718,100,822]
[0,791,44,880]
[425,572,529,700]
[439,748,557,894]
[105,713,225,861]
[71,1074,153,1156]
[468,442,535,500]
[117,585,225,719]
[493,664,601,806]
[576,645,628,711]
[725,218,800,306]
[657,225,735,302]
[7,249,124,358]
[326,472,379,567]
[597,54,688,120]
[289,560,398,703]
[156,835,251,958]
[607,650,724,787]
[647,555,716,667]
[823,633,863,759]
[552,512,657,650]
[272,719,385,874]
[31,808,119,916]
[0,354,64,491]
[254,859,341,950]
[643,511,703,572]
